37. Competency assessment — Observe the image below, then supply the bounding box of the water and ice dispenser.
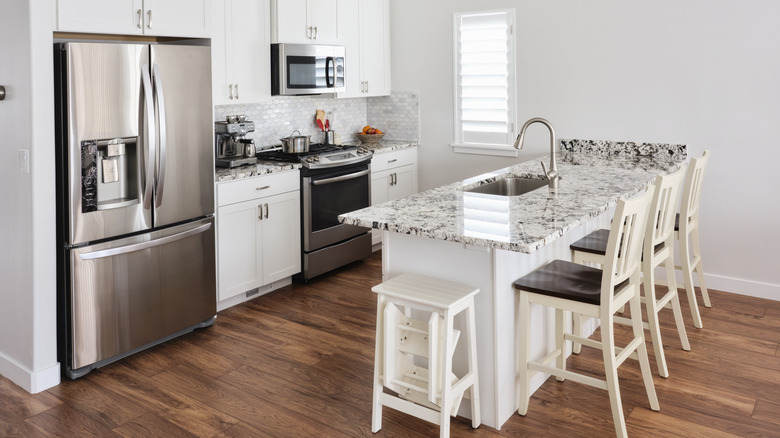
[80,137,140,213]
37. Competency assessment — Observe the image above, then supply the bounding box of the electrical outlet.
[17,149,30,174]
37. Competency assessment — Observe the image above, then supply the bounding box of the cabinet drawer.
[217,170,300,206]
[370,147,417,173]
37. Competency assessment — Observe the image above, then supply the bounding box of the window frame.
[451,8,517,157]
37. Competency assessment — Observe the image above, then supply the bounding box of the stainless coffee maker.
[215,115,257,168]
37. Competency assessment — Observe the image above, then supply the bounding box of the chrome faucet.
[513,117,559,189]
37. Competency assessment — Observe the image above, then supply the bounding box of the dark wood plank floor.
[2,251,780,437]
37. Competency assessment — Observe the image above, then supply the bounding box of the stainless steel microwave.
[271,43,346,95]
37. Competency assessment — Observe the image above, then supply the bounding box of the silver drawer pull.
[388,159,398,163]
[256,185,271,190]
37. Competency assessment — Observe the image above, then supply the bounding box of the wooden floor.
[2,251,780,437]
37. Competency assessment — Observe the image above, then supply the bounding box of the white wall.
[390,0,780,299]
[0,0,60,392]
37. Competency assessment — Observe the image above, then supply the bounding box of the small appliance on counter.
[215,117,257,168]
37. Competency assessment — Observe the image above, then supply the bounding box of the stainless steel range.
[257,144,373,281]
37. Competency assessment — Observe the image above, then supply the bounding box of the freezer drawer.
[67,217,216,373]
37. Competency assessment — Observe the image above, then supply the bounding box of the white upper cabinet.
[270,0,338,44]
[337,0,390,97]
[56,0,211,38]
[212,0,271,105]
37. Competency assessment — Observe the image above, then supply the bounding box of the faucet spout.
[513,117,558,189]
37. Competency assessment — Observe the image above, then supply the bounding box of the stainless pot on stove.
[280,129,311,153]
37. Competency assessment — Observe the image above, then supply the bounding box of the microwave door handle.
[152,63,167,207]
[311,169,370,186]
[325,56,334,87]
[141,64,156,211]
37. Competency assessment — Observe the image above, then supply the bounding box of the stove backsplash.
[215,91,420,149]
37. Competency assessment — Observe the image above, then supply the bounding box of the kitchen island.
[339,139,686,429]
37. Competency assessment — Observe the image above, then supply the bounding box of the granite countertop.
[338,139,686,254]
[214,140,418,182]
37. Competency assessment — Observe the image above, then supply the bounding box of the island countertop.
[339,140,686,254]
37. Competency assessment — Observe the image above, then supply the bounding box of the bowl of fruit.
[355,125,384,144]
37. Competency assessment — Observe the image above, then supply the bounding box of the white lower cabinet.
[216,171,301,302]
[370,147,418,245]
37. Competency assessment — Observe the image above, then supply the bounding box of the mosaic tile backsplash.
[215,91,420,149]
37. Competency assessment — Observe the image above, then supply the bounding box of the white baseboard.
[0,353,60,394]
[655,268,779,302]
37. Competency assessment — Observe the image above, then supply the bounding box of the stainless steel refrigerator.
[54,41,216,379]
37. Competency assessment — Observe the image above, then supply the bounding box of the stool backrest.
[680,150,711,227]
[647,165,687,251]
[603,186,655,300]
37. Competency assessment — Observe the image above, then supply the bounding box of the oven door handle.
[311,169,370,186]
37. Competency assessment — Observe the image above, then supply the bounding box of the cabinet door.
[389,165,415,200]
[57,0,143,35]
[211,0,230,104]
[336,0,361,98]
[261,191,302,284]
[142,0,211,38]
[370,170,391,206]
[272,0,309,43]
[309,0,338,43]
[360,0,390,96]
[230,0,271,103]
[217,199,263,301]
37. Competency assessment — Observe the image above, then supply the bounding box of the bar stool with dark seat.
[513,187,659,438]
[569,166,691,377]
[675,150,711,329]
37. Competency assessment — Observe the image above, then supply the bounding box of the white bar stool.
[675,150,711,328]
[513,187,660,438]
[371,273,481,438]
[569,166,691,377]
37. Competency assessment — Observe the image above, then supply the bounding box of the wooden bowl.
[356,133,385,144]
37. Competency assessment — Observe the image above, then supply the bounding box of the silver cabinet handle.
[235,83,239,100]
[388,159,398,163]
[365,81,369,93]
[228,84,233,99]
[147,10,152,29]
[137,9,143,28]
[313,26,318,39]
[308,26,312,39]
[0,85,5,101]
[264,203,269,219]
[256,185,270,191]
[258,204,264,220]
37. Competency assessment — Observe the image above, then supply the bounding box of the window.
[452,9,516,156]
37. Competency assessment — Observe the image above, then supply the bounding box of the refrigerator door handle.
[79,222,212,261]
[141,63,156,211]
[152,63,167,208]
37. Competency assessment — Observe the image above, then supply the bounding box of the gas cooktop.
[256,143,372,169]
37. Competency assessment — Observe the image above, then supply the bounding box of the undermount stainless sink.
[465,177,548,196]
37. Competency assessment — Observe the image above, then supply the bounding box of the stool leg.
[691,228,712,308]
[642,263,668,378]
[630,286,660,412]
[555,308,565,381]
[439,309,454,438]
[371,295,385,433]
[665,258,691,351]
[601,313,628,438]
[516,291,531,416]
[466,298,481,428]
[572,312,583,354]
[680,232,704,329]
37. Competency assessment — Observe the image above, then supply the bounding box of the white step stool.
[371,273,481,438]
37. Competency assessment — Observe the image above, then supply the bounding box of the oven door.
[302,163,370,252]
